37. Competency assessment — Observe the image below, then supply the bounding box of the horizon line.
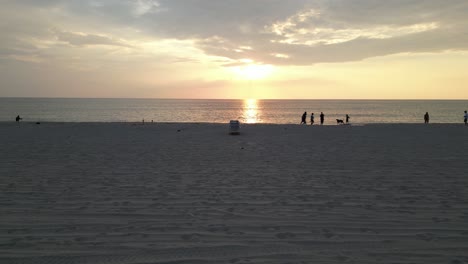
[1,96,468,101]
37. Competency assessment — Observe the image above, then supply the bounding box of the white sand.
[1,122,468,264]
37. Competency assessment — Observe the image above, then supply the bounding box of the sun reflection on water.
[243,99,260,123]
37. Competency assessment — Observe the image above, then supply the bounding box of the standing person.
[424,112,429,124]
[346,114,350,124]
[301,112,307,124]
[464,111,468,126]
[15,115,22,122]
[320,112,324,125]
[310,113,314,125]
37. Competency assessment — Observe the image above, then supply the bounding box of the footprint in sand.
[9,238,23,245]
[336,255,351,262]
[74,237,88,242]
[263,226,281,232]
[207,224,230,233]
[230,258,252,263]
[360,228,371,233]
[227,231,245,236]
[322,229,335,239]
[432,217,450,223]
[181,233,202,242]
[416,233,435,242]
[276,232,296,239]
[360,228,379,234]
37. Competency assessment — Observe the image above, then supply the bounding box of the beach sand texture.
[1,123,468,264]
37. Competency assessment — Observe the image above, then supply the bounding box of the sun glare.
[231,64,274,80]
[243,98,260,123]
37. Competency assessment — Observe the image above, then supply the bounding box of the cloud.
[53,29,133,48]
[1,0,468,68]
[191,0,468,65]
[268,9,439,45]
[131,0,161,17]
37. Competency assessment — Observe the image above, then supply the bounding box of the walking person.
[464,110,468,126]
[424,112,430,124]
[15,115,22,122]
[301,112,307,125]
[320,112,324,125]
[346,114,350,124]
[310,113,314,125]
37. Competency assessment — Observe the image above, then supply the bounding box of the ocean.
[0,98,467,124]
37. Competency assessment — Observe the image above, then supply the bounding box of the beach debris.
[229,120,240,135]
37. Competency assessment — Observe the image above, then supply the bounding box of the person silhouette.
[346,114,350,124]
[15,115,22,122]
[301,112,307,124]
[424,112,429,124]
[464,111,467,126]
[320,112,324,125]
[310,113,314,125]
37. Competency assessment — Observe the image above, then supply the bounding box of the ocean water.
[0,98,467,124]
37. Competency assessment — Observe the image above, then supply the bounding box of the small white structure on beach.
[229,120,240,135]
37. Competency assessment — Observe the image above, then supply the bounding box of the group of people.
[425,111,468,125]
[300,111,468,125]
[301,112,350,125]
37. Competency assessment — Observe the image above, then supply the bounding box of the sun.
[231,64,274,80]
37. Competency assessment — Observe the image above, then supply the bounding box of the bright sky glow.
[230,64,275,80]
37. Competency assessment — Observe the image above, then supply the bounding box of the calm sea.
[0,98,467,124]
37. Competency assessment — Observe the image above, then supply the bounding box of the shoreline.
[1,121,466,125]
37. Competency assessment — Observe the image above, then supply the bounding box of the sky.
[1,0,468,99]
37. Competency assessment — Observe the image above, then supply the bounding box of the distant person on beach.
[464,111,468,125]
[320,112,324,125]
[346,114,350,124]
[310,113,314,125]
[424,112,430,124]
[15,115,22,122]
[301,112,307,124]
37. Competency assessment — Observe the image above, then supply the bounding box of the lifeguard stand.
[229,120,240,135]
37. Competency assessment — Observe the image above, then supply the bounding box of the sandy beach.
[1,122,468,264]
